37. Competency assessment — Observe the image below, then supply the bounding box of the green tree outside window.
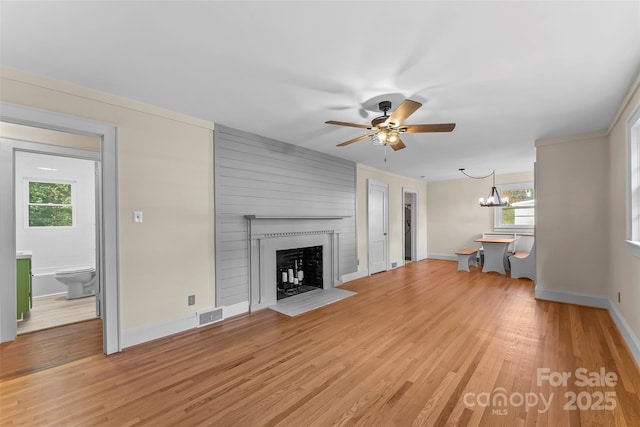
[28,182,73,227]
[501,188,535,225]
[494,183,535,229]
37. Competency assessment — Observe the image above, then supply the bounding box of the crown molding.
[0,67,214,130]
[609,68,640,133]
[534,129,609,148]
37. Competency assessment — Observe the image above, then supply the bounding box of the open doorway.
[15,150,101,335]
[403,189,418,264]
[0,103,120,354]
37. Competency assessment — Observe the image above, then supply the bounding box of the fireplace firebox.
[276,245,323,300]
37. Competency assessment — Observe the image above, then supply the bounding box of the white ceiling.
[2,1,639,181]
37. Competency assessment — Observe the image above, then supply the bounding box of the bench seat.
[455,248,479,272]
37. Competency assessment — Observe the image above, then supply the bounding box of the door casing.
[403,188,419,263]
[0,102,120,354]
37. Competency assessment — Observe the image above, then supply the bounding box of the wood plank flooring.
[17,294,97,335]
[1,259,639,426]
[1,319,102,381]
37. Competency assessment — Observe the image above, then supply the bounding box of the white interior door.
[368,180,388,275]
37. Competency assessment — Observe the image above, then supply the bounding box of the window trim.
[24,178,77,228]
[493,181,535,232]
[626,103,640,257]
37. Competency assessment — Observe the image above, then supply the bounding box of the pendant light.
[459,168,509,207]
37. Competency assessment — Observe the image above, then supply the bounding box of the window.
[27,181,74,227]
[494,182,535,230]
[626,103,640,257]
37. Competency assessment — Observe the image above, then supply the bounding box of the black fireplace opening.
[276,245,323,300]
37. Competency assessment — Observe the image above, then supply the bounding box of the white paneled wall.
[214,125,357,307]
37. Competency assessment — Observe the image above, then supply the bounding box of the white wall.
[426,171,534,257]
[1,68,215,338]
[356,164,428,273]
[535,131,609,296]
[15,152,96,296]
[533,68,640,363]
[608,72,640,345]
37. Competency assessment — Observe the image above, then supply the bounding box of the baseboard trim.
[32,292,66,299]
[607,301,640,368]
[535,287,640,368]
[534,287,609,308]
[427,253,457,261]
[390,261,404,269]
[121,314,197,349]
[223,301,249,318]
[341,269,368,283]
[418,254,429,261]
[122,303,244,348]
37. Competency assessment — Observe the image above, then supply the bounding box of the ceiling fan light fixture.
[326,98,456,151]
[374,129,399,144]
[379,130,390,143]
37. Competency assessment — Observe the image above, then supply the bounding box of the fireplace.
[276,245,323,300]
[246,215,346,311]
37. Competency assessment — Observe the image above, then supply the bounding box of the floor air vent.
[197,307,223,328]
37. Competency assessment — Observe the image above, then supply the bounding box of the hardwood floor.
[17,294,97,335]
[1,259,639,426]
[1,319,102,381]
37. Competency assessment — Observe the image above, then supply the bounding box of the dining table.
[474,237,517,275]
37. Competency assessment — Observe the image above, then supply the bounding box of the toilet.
[54,267,97,299]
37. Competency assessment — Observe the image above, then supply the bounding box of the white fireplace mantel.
[245,215,350,220]
[246,215,345,311]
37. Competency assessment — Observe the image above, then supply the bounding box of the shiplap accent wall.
[214,125,357,307]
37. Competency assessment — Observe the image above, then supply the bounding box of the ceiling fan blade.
[390,138,406,151]
[326,120,372,129]
[387,99,422,126]
[337,133,375,147]
[401,123,456,133]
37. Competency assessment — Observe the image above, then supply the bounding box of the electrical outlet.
[188,295,195,306]
[618,292,621,303]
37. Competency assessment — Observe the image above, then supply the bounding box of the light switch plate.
[133,211,143,223]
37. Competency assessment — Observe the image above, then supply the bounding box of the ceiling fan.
[325,99,455,151]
